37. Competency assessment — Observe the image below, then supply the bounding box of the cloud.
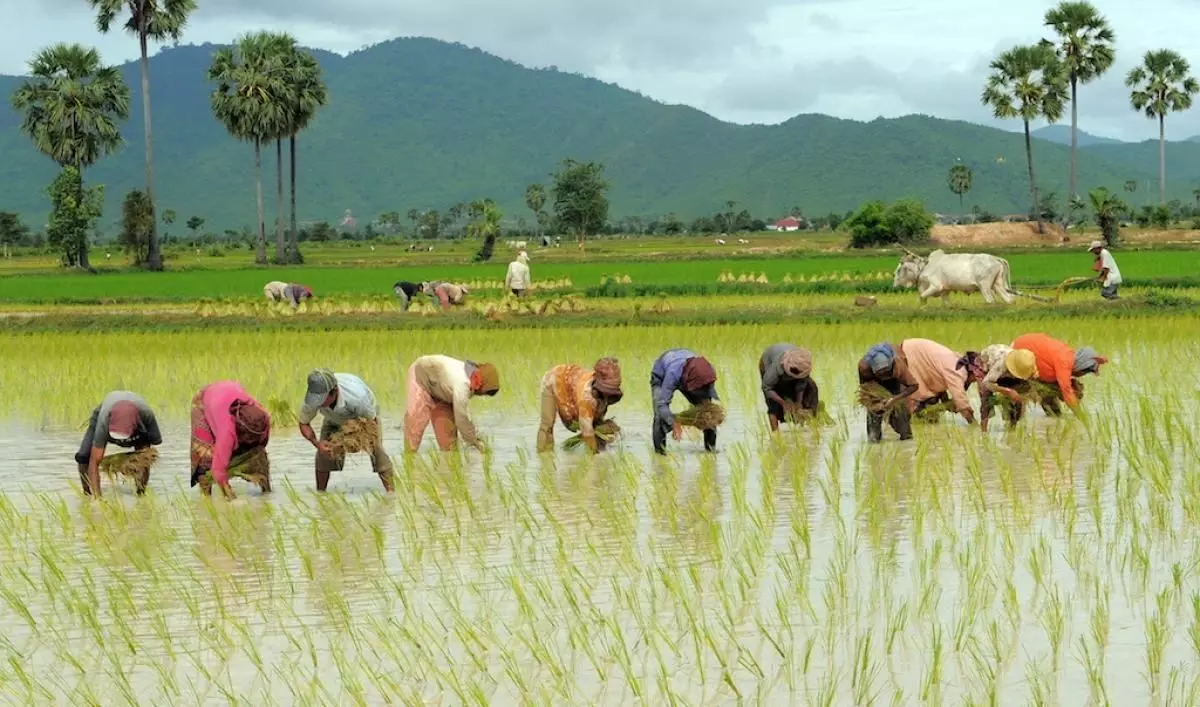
[5,0,1200,142]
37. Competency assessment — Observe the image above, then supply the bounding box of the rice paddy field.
[2,305,1199,704]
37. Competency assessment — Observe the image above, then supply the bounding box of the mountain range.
[3,37,1200,232]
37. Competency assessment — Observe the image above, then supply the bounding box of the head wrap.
[107,401,140,439]
[517,251,529,264]
[1072,347,1107,376]
[780,348,813,379]
[472,362,501,396]
[865,343,896,375]
[955,351,986,387]
[229,400,270,447]
[592,357,623,397]
[681,356,717,392]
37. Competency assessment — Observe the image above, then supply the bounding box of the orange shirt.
[541,364,601,434]
[1011,333,1078,406]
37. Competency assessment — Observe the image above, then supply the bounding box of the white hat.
[1088,240,1104,251]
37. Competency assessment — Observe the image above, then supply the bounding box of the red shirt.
[1011,333,1078,406]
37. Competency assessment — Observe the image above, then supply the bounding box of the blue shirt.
[650,348,707,426]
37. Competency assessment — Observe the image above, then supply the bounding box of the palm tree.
[981,44,1068,234]
[1042,2,1115,204]
[208,32,289,265]
[88,0,196,272]
[11,43,130,269]
[1126,50,1199,204]
[525,184,545,241]
[278,44,326,263]
[1088,187,1126,246]
[947,164,973,211]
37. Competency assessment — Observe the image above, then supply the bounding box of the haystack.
[326,418,378,455]
[676,401,726,430]
[562,419,621,450]
[100,448,158,479]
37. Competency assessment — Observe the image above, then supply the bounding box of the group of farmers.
[393,250,533,311]
[73,333,1105,500]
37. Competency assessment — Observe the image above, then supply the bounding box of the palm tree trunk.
[275,138,285,262]
[139,30,162,272]
[289,134,301,263]
[1159,114,1167,205]
[1023,119,1043,235]
[254,139,267,265]
[1069,76,1078,206]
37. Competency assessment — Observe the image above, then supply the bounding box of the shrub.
[845,199,933,248]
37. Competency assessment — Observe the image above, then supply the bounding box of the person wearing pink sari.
[189,381,271,499]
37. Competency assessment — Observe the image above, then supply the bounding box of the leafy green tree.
[981,43,1067,234]
[525,183,546,241]
[845,199,933,248]
[46,167,105,268]
[11,43,130,270]
[161,208,176,243]
[89,0,196,272]
[208,32,290,264]
[1087,187,1125,246]
[1126,49,1199,204]
[947,164,972,211]
[1042,1,1115,202]
[186,215,204,240]
[551,159,609,248]
[0,212,30,257]
[470,199,503,261]
[120,188,154,264]
[378,211,402,234]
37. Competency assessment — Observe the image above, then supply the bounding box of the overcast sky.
[3,0,1199,142]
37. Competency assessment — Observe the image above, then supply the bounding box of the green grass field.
[0,249,1195,303]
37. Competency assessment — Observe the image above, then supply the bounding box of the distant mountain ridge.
[1030,125,1124,146]
[2,37,1198,230]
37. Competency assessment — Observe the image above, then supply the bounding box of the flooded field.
[0,316,1197,704]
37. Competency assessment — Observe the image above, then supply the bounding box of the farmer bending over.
[900,338,976,425]
[972,344,1038,432]
[759,343,818,432]
[421,281,469,311]
[1012,333,1108,414]
[404,355,499,452]
[284,283,314,308]
[650,349,719,455]
[857,342,918,443]
[299,368,394,493]
[536,357,623,453]
[263,280,288,302]
[393,281,421,311]
[190,381,271,500]
[76,391,162,497]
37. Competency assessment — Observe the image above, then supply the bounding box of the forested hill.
[1,37,1195,230]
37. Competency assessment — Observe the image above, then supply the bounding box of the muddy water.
[0,333,1197,703]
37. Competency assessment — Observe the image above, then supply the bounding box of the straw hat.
[1004,349,1037,380]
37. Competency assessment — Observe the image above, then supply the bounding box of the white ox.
[892,249,1018,304]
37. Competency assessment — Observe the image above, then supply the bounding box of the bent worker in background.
[537,357,624,453]
[190,380,271,500]
[75,391,163,497]
[1012,333,1108,415]
[404,355,499,452]
[650,348,720,455]
[758,343,819,432]
[422,281,469,311]
[393,280,421,311]
[263,280,288,302]
[973,344,1038,432]
[299,368,394,492]
[900,338,977,425]
[857,342,918,442]
[284,283,314,308]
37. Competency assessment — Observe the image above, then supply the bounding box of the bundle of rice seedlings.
[562,419,621,450]
[100,448,158,479]
[856,382,905,414]
[266,397,298,426]
[676,401,726,430]
[786,401,835,427]
[228,448,270,487]
[913,398,958,423]
[326,418,378,455]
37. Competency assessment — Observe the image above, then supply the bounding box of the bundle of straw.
[563,419,621,450]
[196,448,271,491]
[856,382,905,414]
[326,418,378,455]
[676,401,726,430]
[100,448,158,479]
[787,401,835,427]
